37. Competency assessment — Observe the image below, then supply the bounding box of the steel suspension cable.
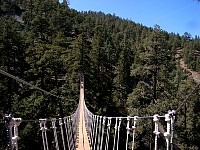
[0,69,63,99]
[175,83,200,113]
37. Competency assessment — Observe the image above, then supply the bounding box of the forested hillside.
[0,0,200,149]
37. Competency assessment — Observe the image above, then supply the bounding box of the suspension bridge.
[0,69,199,150]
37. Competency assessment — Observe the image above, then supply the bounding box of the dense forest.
[0,0,200,149]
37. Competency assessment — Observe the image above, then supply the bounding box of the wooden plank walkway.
[76,84,91,150]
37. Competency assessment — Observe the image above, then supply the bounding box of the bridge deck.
[76,86,91,150]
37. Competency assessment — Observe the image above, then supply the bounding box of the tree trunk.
[153,65,157,103]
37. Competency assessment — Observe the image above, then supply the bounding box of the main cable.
[175,83,200,113]
[0,69,64,99]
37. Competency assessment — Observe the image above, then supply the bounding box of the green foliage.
[0,0,200,149]
[182,35,200,72]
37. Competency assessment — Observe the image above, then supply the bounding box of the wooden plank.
[76,84,91,150]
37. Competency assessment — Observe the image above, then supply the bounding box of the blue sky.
[62,0,200,37]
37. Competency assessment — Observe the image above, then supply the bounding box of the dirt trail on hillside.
[176,49,200,83]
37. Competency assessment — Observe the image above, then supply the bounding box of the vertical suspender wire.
[97,116,102,150]
[170,111,175,150]
[73,112,77,150]
[113,118,118,150]
[116,117,122,150]
[41,128,46,150]
[5,114,13,150]
[132,116,138,150]
[100,117,106,150]
[85,104,93,145]
[44,119,49,150]
[51,118,59,150]
[66,117,72,150]
[71,114,76,149]
[39,119,49,150]
[69,116,74,150]
[75,103,80,141]
[89,112,94,146]
[12,118,22,150]
[91,115,97,149]
[68,116,74,150]
[71,114,75,146]
[126,116,130,150]
[12,120,17,150]
[85,109,92,147]
[73,112,78,150]
[89,112,94,145]
[71,114,75,149]
[59,118,66,150]
[84,104,88,135]
[70,115,74,150]
[71,114,77,150]
[75,103,80,149]
[90,114,95,148]
[94,115,99,150]
[164,114,171,150]
[153,115,160,150]
[84,103,90,133]
[70,116,75,150]
[105,117,112,150]
[63,117,70,150]
[170,119,174,150]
